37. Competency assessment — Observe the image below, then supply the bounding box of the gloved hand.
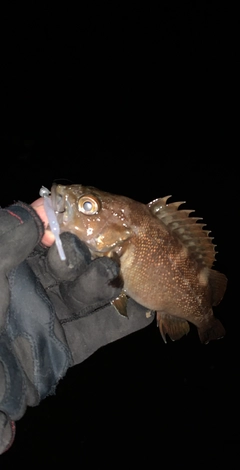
[0,201,154,454]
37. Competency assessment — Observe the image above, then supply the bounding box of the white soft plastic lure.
[39,186,66,260]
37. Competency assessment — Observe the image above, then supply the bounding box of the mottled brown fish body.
[121,215,209,315]
[52,184,227,344]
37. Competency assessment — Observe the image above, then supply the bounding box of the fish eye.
[78,194,100,215]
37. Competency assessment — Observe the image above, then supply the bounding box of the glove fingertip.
[47,233,91,281]
[126,299,156,326]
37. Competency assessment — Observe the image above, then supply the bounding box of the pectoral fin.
[157,311,190,343]
[111,291,129,317]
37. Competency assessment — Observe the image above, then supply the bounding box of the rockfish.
[51,183,227,344]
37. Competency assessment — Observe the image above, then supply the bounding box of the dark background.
[1,1,237,465]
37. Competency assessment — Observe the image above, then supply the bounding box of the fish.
[51,183,228,344]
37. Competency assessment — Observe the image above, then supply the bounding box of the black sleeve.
[0,202,45,329]
[0,201,44,268]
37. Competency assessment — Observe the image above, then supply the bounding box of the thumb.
[31,198,55,247]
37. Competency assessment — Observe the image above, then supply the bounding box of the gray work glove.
[0,202,154,454]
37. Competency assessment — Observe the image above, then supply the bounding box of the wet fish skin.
[52,183,227,344]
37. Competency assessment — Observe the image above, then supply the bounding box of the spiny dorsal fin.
[148,196,216,268]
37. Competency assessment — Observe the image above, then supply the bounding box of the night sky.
[1,1,237,465]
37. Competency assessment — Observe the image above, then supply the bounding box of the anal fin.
[157,311,190,343]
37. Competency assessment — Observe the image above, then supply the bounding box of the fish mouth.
[51,183,71,225]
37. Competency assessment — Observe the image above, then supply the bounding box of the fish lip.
[51,183,69,224]
[51,184,64,212]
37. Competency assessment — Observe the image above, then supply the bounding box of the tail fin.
[198,317,226,344]
[209,270,228,306]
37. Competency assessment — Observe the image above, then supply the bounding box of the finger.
[41,230,55,247]
[31,198,55,247]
